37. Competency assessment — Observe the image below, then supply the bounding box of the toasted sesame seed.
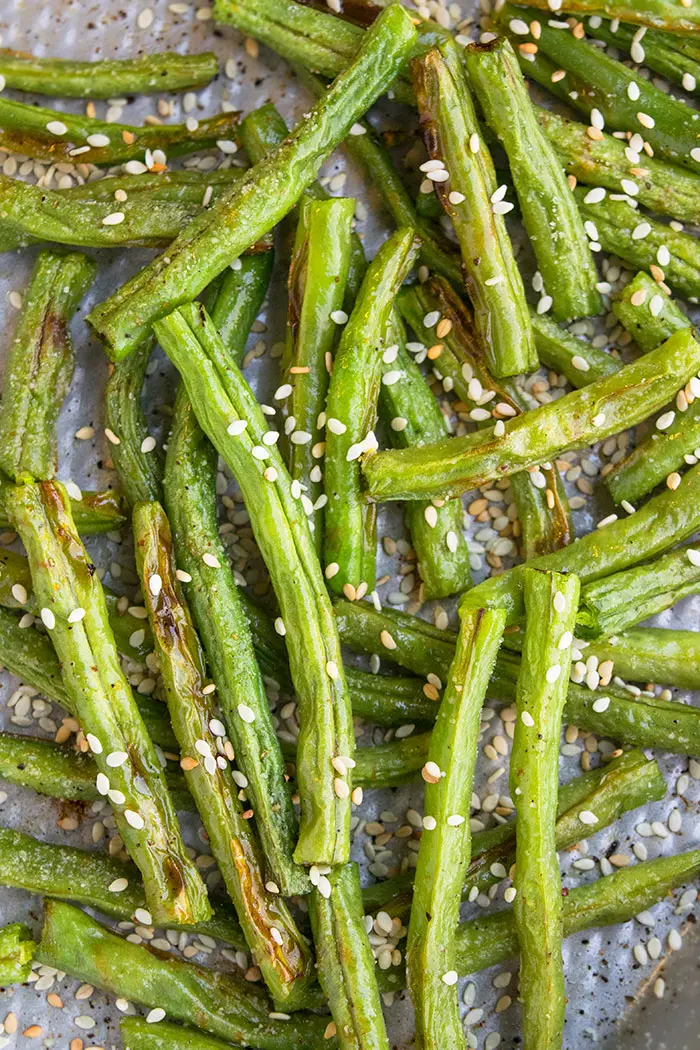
[237,703,255,723]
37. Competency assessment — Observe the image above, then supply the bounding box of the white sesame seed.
[11,584,27,604]
[146,1008,165,1024]
[331,310,349,324]
[637,112,655,129]
[96,773,110,795]
[448,191,466,204]
[571,355,590,372]
[237,703,255,723]
[176,569,192,583]
[124,810,145,829]
[583,187,606,205]
[202,553,221,568]
[46,120,68,135]
[326,660,339,680]
[631,221,651,240]
[553,592,566,613]
[69,608,86,625]
[40,608,56,630]
[656,410,676,430]
[102,211,125,226]
[227,420,248,436]
[521,711,535,727]
[108,878,129,893]
[106,751,128,768]
[579,811,599,825]
[149,574,162,596]
[442,970,459,986]
[545,665,561,683]
[627,82,640,101]
[592,412,606,427]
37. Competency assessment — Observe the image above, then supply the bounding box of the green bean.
[0,49,218,96]
[155,304,354,866]
[612,272,692,353]
[586,628,700,689]
[412,39,536,378]
[166,392,306,896]
[496,4,700,173]
[291,64,464,290]
[88,5,418,359]
[0,923,34,984]
[576,544,700,639]
[132,500,314,1009]
[378,317,471,599]
[503,0,700,32]
[58,169,246,204]
[281,197,355,551]
[396,279,574,559]
[0,481,128,535]
[530,309,621,387]
[309,862,390,1050]
[536,108,700,227]
[6,480,208,926]
[37,901,334,1050]
[0,828,245,948]
[209,253,275,366]
[104,339,163,507]
[465,37,600,322]
[575,188,700,301]
[121,1020,255,1050]
[0,250,95,482]
[582,16,700,91]
[324,227,420,597]
[407,606,505,1050]
[510,570,579,1050]
[363,329,700,502]
[0,98,239,167]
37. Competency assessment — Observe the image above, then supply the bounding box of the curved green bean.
[104,338,163,506]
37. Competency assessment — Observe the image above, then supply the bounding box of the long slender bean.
[576,544,700,639]
[121,1020,253,1050]
[0,50,218,96]
[378,317,472,599]
[396,279,574,559]
[612,271,692,353]
[536,108,700,227]
[0,251,95,482]
[407,606,505,1050]
[88,5,418,359]
[0,98,239,167]
[363,329,700,502]
[37,901,334,1050]
[324,227,420,597]
[496,4,700,172]
[502,0,700,32]
[510,570,579,1050]
[586,628,700,689]
[309,862,390,1050]
[0,923,34,984]
[6,480,208,926]
[530,309,621,388]
[155,303,354,866]
[132,500,314,1009]
[0,480,127,534]
[281,197,355,549]
[413,40,536,378]
[166,392,306,895]
[104,339,163,506]
[58,169,246,204]
[582,16,700,90]
[0,828,244,948]
[209,252,276,366]
[465,36,601,322]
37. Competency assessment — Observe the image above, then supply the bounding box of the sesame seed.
[47,120,68,135]
[553,591,566,612]
[176,569,192,583]
[656,410,676,430]
[441,970,459,986]
[326,660,339,680]
[149,574,162,596]
[11,583,27,604]
[521,711,535,727]
[106,751,128,767]
[422,761,442,783]
[583,187,606,205]
[579,810,599,825]
[237,703,255,723]
[637,112,655,129]
[102,211,125,226]
[202,552,221,568]
[146,1008,165,1024]
[227,420,247,436]
[124,809,145,829]
[40,607,56,629]
[448,190,466,204]
[141,436,156,454]
[108,878,129,892]
[331,310,348,324]
[545,665,561,684]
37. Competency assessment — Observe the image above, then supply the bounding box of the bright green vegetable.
[536,108,700,227]
[407,605,505,1050]
[6,480,208,926]
[412,39,536,378]
[0,481,127,534]
[0,923,34,984]
[0,828,244,948]
[613,272,692,353]
[88,5,418,359]
[464,36,600,322]
[37,901,334,1050]
[510,570,579,1050]
[324,226,420,597]
[121,1021,274,1050]
[59,168,247,204]
[309,862,390,1050]
[530,309,621,387]
[396,278,573,559]
[104,338,163,506]
[505,0,700,32]
[155,304,354,866]
[363,329,700,502]
[0,250,95,481]
[586,628,700,690]
[497,4,700,173]
[378,318,471,599]
[0,49,219,96]
[165,391,306,896]
[281,197,355,550]
[582,16,700,90]
[576,545,700,639]
[209,252,276,366]
[0,101,239,167]
[132,500,314,1009]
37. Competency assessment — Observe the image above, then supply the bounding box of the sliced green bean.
[309,862,390,1050]
[537,108,700,227]
[413,39,536,378]
[586,628,700,690]
[155,304,354,866]
[465,37,600,322]
[324,226,420,597]
[577,544,700,639]
[88,5,418,359]
[363,329,700,502]
[582,16,700,90]
[0,49,218,97]
[132,500,314,1009]
[378,317,471,599]
[59,168,246,204]
[0,250,95,482]
[407,606,505,1050]
[37,901,333,1050]
[104,338,163,507]
[613,271,692,353]
[0,828,244,948]
[6,481,208,926]
[0,923,34,984]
